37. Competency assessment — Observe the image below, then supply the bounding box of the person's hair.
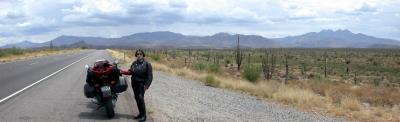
[135,49,145,57]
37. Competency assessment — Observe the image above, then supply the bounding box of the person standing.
[121,49,153,122]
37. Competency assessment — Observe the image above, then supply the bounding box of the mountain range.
[2,29,400,49]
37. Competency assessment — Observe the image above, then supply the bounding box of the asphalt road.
[0,50,148,122]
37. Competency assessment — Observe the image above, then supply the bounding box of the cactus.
[185,57,187,66]
[285,54,289,84]
[235,35,243,71]
[301,60,307,79]
[247,53,251,64]
[354,71,358,85]
[261,52,271,80]
[207,50,211,62]
[269,54,275,80]
[324,52,327,78]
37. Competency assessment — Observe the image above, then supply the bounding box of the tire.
[84,84,95,98]
[105,99,115,118]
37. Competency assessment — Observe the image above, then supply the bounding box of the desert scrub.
[204,75,220,87]
[149,54,160,61]
[0,48,25,57]
[207,63,221,73]
[243,64,261,82]
[193,62,206,71]
[340,97,361,111]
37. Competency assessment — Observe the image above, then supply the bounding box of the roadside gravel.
[146,71,344,122]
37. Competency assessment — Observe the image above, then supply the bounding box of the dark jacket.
[130,59,153,87]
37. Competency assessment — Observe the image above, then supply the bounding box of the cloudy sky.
[0,0,399,46]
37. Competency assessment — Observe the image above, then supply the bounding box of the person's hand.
[144,85,149,91]
[120,69,132,75]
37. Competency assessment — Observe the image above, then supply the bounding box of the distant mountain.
[2,30,399,49]
[2,40,46,48]
[274,29,400,48]
[67,41,90,48]
[368,44,400,48]
[49,35,109,46]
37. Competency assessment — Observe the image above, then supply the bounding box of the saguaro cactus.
[207,50,211,62]
[270,54,275,79]
[262,53,270,80]
[50,40,54,48]
[354,71,358,85]
[324,52,327,78]
[301,60,307,79]
[235,35,243,71]
[285,54,289,84]
[247,53,251,64]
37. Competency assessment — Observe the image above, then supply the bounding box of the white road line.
[0,55,91,103]
[29,62,38,65]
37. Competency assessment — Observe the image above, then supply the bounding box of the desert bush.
[0,51,4,57]
[150,54,160,61]
[243,64,261,82]
[273,86,325,108]
[225,59,231,67]
[204,75,220,87]
[193,63,206,71]
[341,97,361,111]
[0,48,24,57]
[8,48,24,55]
[207,63,221,73]
[355,86,400,107]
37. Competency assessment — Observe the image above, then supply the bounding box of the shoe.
[134,114,142,119]
[137,116,146,122]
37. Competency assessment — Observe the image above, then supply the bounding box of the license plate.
[100,86,112,98]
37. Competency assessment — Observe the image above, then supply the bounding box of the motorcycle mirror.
[114,60,119,64]
[85,64,89,69]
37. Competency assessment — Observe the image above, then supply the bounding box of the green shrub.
[242,64,261,82]
[204,75,219,87]
[225,59,231,64]
[0,48,24,57]
[150,54,160,61]
[373,77,381,86]
[9,48,24,55]
[193,63,206,71]
[0,51,4,57]
[207,63,221,73]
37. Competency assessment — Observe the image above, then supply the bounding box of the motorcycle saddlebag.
[84,83,95,98]
[114,76,128,93]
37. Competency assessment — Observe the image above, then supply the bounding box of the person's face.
[136,52,144,59]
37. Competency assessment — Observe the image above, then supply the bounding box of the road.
[0,50,149,122]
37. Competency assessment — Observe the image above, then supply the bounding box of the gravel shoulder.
[146,71,344,122]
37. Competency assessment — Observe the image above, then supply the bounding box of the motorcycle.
[84,59,128,118]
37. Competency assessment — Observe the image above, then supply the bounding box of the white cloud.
[17,22,31,27]
[0,0,400,46]
[64,0,126,15]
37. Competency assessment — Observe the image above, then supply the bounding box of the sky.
[0,0,399,46]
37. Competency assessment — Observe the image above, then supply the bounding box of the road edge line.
[0,55,91,103]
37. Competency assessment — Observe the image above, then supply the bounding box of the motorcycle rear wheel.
[105,99,115,118]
